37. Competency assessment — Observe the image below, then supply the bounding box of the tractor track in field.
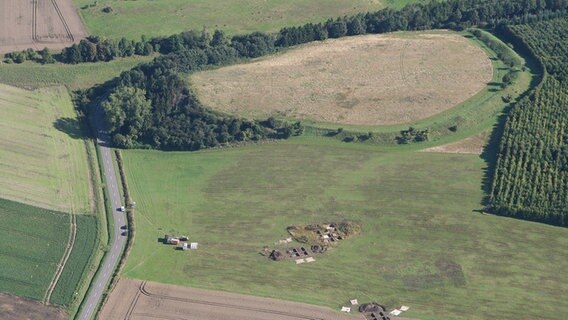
[49,0,74,42]
[123,281,143,320]
[400,40,409,84]
[43,212,77,304]
[31,0,38,42]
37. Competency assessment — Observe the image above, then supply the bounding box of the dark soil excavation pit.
[261,221,360,262]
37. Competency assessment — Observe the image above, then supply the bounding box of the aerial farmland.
[1,1,568,320]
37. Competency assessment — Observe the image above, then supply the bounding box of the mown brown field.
[101,279,370,320]
[191,31,492,126]
[0,293,67,320]
[0,0,86,54]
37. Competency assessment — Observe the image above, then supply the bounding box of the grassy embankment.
[120,140,568,320]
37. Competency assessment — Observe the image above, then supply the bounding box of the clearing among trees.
[0,0,86,54]
[191,31,492,126]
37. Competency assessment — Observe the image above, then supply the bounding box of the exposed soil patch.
[422,132,489,155]
[0,0,87,54]
[191,31,492,126]
[287,221,360,245]
[0,293,67,320]
[100,278,360,320]
[262,222,361,262]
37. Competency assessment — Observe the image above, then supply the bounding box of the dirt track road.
[76,103,127,320]
[101,279,364,320]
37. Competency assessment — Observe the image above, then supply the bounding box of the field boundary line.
[44,211,77,304]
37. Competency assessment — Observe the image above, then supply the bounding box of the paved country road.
[76,105,127,320]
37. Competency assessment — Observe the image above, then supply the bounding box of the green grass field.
[0,57,151,90]
[50,214,99,306]
[73,0,395,40]
[121,139,568,320]
[0,198,70,300]
[0,84,91,213]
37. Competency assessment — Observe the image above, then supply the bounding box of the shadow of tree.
[53,117,88,140]
[479,105,513,207]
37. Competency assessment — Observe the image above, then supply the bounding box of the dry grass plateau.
[191,31,492,126]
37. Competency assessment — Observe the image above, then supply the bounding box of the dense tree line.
[3,47,55,64]
[6,0,568,66]
[61,35,154,63]
[84,57,302,151]
[490,18,568,226]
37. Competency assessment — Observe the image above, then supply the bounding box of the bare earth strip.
[191,31,493,126]
[0,0,86,54]
[101,279,364,320]
[0,293,67,320]
[422,132,489,155]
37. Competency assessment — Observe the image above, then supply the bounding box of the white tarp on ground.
[350,299,358,305]
[295,259,305,264]
[390,309,402,316]
[341,307,351,313]
[400,306,409,311]
[305,257,315,263]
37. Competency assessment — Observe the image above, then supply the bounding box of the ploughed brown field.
[0,293,67,320]
[101,279,369,320]
[0,0,86,54]
[191,31,492,126]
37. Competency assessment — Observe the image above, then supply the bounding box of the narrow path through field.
[400,40,409,83]
[43,211,76,304]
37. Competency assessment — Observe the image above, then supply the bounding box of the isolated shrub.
[396,127,429,144]
[448,125,458,132]
[102,6,113,13]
